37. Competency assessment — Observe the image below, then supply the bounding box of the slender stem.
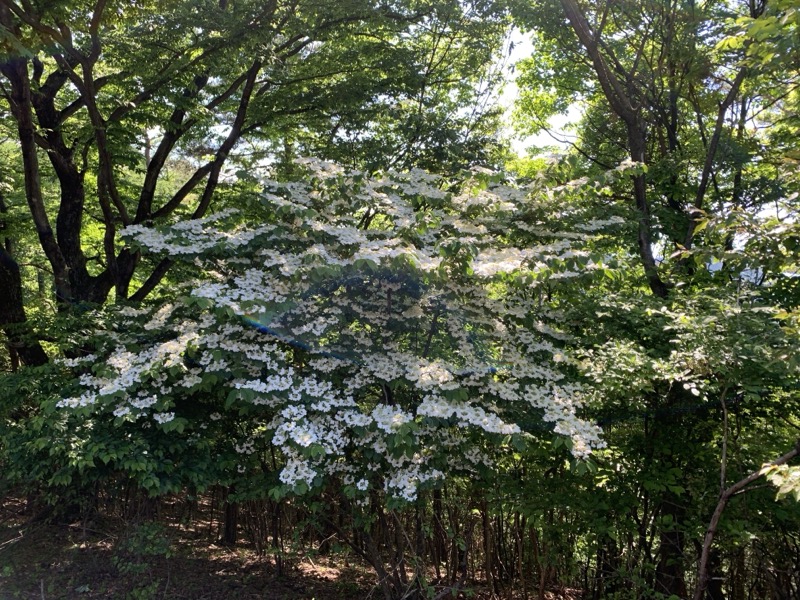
[693,440,800,600]
[719,387,730,494]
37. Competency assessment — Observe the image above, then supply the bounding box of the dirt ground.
[0,496,582,600]
[0,496,374,600]
[0,522,374,599]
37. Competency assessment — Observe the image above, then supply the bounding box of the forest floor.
[0,495,580,600]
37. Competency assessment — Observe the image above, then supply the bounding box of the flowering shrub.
[55,160,619,502]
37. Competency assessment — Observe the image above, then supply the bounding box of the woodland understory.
[1,1,799,599]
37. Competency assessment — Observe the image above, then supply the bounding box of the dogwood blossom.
[56,160,624,502]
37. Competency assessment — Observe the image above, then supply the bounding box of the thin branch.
[129,257,172,303]
[133,73,209,222]
[693,440,800,600]
[683,68,746,250]
[150,164,213,220]
[0,0,65,44]
[719,387,730,494]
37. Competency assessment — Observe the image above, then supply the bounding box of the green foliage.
[1,1,799,598]
[767,465,800,502]
[112,521,173,600]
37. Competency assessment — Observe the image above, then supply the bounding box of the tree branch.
[559,0,669,297]
[693,440,800,600]
[683,68,746,250]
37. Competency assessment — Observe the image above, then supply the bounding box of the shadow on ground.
[0,505,369,600]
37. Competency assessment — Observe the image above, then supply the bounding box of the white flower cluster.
[55,354,97,368]
[371,404,413,433]
[575,216,626,231]
[58,324,200,415]
[123,209,278,255]
[472,247,537,277]
[57,159,612,502]
[417,396,519,434]
[153,411,175,424]
[385,462,445,502]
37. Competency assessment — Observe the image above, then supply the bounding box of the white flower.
[371,405,412,433]
[60,160,610,502]
[153,412,175,424]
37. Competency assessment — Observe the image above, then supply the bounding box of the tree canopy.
[1,1,799,599]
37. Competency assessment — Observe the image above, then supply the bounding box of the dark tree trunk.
[655,499,688,599]
[0,54,73,303]
[705,548,726,600]
[0,195,48,367]
[559,0,670,298]
[0,247,49,367]
[222,487,239,545]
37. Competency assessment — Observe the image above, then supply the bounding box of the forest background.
[1,0,799,599]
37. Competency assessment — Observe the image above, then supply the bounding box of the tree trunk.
[654,499,688,598]
[222,487,239,545]
[0,194,48,367]
[558,0,669,298]
[0,54,73,303]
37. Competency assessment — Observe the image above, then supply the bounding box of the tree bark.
[693,440,800,600]
[0,195,48,367]
[0,54,73,303]
[559,0,669,297]
[222,486,239,545]
[654,499,688,599]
